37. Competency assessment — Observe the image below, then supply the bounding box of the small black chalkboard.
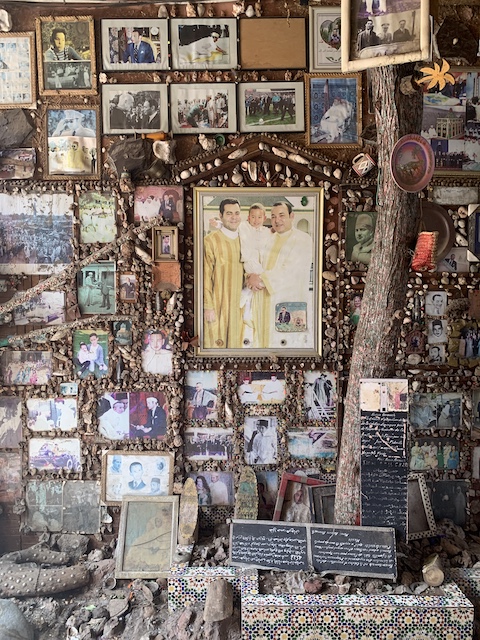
[311,524,397,579]
[229,519,309,571]
[361,462,408,538]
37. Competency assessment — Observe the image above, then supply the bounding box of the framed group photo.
[170,18,237,70]
[36,16,96,95]
[309,7,342,72]
[238,82,305,133]
[102,84,168,135]
[0,32,36,109]
[306,73,362,148]
[170,83,236,134]
[341,0,430,73]
[101,20,169,71]
[194,187,323,357]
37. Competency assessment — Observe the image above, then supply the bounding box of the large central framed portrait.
[194,187,323,357]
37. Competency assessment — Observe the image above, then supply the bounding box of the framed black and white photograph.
[184,427,233,461]
[170,18,237,70]
[36,16,96,95]
[0,32,36,109]
[101,20,169,71]
[429,479,468,528]
[425,291,447,317]
[238,82,304,133]
[437,248,470,273]
[345,211,377,265]
[170,84,236,134]
[244,416,278,465]
[0,453,21,502]
[12,291,65,326]
[0,397,22,448]
[309,7,341,72]
[102,84,168,135]
[427,318,447,344]
[427,344,446,365]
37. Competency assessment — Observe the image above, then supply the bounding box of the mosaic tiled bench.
[168,565,242,612]
[240,569,474,640]
[449,568,480,637]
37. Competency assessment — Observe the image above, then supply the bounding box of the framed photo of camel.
[193,187,323,357]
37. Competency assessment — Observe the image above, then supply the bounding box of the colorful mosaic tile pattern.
[241,569,474,640]
[168,565,242,612]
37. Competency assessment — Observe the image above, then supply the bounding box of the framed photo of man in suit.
[101,20,168,71]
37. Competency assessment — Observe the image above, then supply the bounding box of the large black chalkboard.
[229,520,397,580]
[360,411,407,462]
[361,462,408,538]
[229,520,309,571]
[311,524,397,579]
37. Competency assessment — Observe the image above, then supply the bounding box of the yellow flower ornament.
[417,59,455,91]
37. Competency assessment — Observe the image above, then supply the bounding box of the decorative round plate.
[420,201,455,262]
[390,134,435,193]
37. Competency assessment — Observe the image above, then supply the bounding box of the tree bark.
[334,65,423,524]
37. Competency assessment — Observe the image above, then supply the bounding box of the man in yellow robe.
[203,198,244,349]
[246,201,313,349]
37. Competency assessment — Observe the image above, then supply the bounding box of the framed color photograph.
[46,106,99,178]
[0,149,35,180]
[102,84,168,135]
[309,7,342,72]
[79,191,116,244]
[303,371,336,424]
[77,262,116,315]
[12,291,65,326]
[101,20,168,71]
[170,83,236,134]
[0,453,21,502]
[116,496,178,579]
[28,437,81,472]
[273,473,323,523]
[0,351,53,386]
[188,470,234,506]
[170,18,237,70]
[141,329,173,376]
[102,451,174,505]
[306,73,362,147]
[341,0,430,73]
[73,329,109,380]
[27,397,77,432]
[36,16,96,95]
[153,226,179,262]
[194,187,323,357]
[237,372,285,405]
[0,33,36,108]
[0,397,22,448]
[238,82,304,133]
[119,273,138,303]
[134,186,184,223]
[185,370,218,421]
[97,391,168,440]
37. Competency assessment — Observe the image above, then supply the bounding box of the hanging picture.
[72,329,109,379]
[0,32,36,108]
[28,438,81,472]
[238,82,305,133]
[77,262,116,315]
[27,397,77,432]
[0,351,53,386]
[12,291,65,326]
[79,191,117,244]
[309,7,341,72]
[170,18,237,70]
[97,391,168,440]
[0,397,22,448]
[170,84,236,134]
[102,84,168,135]
[101,20,169,71]
[134,186,184,223]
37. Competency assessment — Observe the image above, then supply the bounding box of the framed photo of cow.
[194,187,323,357]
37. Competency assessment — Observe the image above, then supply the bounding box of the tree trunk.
[334,64,423,525]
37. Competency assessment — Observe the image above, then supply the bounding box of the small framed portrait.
[308,484,336,524]
[170,18,237,70]
[59,382,78,396]
[170,83,237,134]
[345,211,377,265]
[102,451,174,505]
[437,248,470,273]
[185,370,218,421]
[0,351,53,386]
[184,427,233,461]
[13,291,65,327]
[427,344,446,365]
[77,261,116,315]
[273,473,323,523]
[0,32,36,108]
[309,7,341,72]
[119,273,138,303]
[303,371,336,423]
[349,294,362,326]
[341,0,430,73]
[306,73,362,148]
[429,479,468,528]
[0,192,73,276]
[98,391,168,441]
[79,191,116,244]
[113,320,132,346]
[116,496,179,579]
[287,429,337,460]
[0,148,35,180]
[27,397,77,432]
[458,323,480,359]
[188,470,234,507]
[0,453,22,502]
[427,318,448,344]
[405,329,426,355]
[407,474,436,541]
[102,83,168,135]
[141,329,173,376]
[28,437,81,472]
[237,371,286,405]
[410,437,460,471]
[134,186,184,223]
[0,397,22,448]
[238,82,305,133]
[46,106,99,179]
[244,416,278,465]
[425,291,447,317]
[36,16,96,95]
[437,393,462,428]
[153,226,179,262]
[101,20,169,71]
[72,329,109,380]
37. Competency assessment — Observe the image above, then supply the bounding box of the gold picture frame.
[153,226,179,262]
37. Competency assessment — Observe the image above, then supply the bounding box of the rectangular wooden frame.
[238,82,305,134]
[239,18,306,69]
[309,7,341,72]
[115,495,179,579]
[170,83,237,134]
[194,187,323,357]
[308,483,336,524]
[101,19,169,71]
[273,472,324,521]
[36,16,97,96]
[153,226,179,262]
[101,450,174,505]
[45,104,100,180]
[0,32,36,109]
[102,83,169,135]
[407,473,437,541]
[341,0,430,72]
[170,18,238,70]
[306,73,362,148]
